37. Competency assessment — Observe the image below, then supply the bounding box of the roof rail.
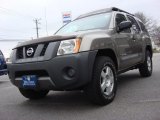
[76,8,111,20]
[76,7,134,20]
[111,7,134,16]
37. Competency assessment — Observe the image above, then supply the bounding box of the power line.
[0,6,34,20]
[0,6,47,39]
[33,18,41,38]
[0,28,33,33]
[0,33,33,38]
[0,39,27,42]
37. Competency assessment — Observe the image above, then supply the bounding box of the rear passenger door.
[138,21,150,60]
[114,13,135,70]
[126,15,143,63]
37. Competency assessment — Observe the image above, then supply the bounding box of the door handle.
[131,34,136,41]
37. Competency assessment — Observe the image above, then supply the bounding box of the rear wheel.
[84,56,117,105]
[19,88,49,100]
[139,50,152,77]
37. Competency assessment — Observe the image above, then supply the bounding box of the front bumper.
[8,51,97,90]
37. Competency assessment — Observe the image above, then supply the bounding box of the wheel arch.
[146,45,153,58]
[96,49,118,71]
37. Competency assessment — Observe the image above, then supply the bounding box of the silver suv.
[8,7,153,105]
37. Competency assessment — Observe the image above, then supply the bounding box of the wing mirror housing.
[117,21,132,32]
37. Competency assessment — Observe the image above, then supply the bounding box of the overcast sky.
[0,0,159,57]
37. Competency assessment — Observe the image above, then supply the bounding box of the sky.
[0,0,159,57]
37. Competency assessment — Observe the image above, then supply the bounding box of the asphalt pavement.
[0,53,160,120]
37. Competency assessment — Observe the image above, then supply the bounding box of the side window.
[116,14,127,25]
[127,15,141,32]
[139,21,148,33]
[116,14,131,33]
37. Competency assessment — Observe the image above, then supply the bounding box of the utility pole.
[45,7,48,36]
[33,18,41,38]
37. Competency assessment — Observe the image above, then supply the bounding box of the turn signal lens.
[74,38,81,53]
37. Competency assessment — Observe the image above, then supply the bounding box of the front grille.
[16,42,49,60]
[15,70,49,78]
[17,47,23,59]
[40,43,49,56]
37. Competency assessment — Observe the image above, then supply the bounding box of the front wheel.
[19,88,49,100]
[84,56,117,105]
[139,51,153,77]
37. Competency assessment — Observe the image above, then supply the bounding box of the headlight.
[57,38,81,56]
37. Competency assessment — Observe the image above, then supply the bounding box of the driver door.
[113,13,135,70]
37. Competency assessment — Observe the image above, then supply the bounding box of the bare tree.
[152,26,160,45]
[135,12,152,28]
[135,12,160,45]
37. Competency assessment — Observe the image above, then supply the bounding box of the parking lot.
[0,54,160,120]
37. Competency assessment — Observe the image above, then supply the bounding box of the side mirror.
[117,21,132,32]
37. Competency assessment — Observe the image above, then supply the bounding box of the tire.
[19,88,49,100]
[139,51,153,77]
[84,56,117,105]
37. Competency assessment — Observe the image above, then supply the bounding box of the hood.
[15,35,77,49]
[14,29,108,49]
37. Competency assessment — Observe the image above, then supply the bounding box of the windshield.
[56,13,111,35]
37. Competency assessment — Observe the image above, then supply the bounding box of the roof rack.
[76,7,134,19]
[111,7,134,16]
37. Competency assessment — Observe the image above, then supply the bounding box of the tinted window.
[116,14,127,25]
[56,13,111,35]
[116,14,131,33]
[127,15,141,32]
